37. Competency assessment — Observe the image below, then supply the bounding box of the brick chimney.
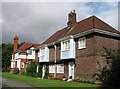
[67,10,76,27]
[13,36,18,51]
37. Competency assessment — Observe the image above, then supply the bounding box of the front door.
[69,62,74,79]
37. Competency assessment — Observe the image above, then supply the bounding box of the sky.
[1,1,119,44]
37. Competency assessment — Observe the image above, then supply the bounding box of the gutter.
[35,28,120,50]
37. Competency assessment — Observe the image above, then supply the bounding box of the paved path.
[1,77,42,89]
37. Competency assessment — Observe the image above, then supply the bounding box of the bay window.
[62,40,70,51]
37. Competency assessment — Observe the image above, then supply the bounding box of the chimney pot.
[67,10,76,27]
[13,36,18,51]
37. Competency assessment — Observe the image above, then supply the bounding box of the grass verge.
[2,72,101,89]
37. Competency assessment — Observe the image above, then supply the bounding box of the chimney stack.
[13,36,18,51]
[67,10,76,27]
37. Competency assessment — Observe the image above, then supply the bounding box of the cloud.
[2,2,119,44]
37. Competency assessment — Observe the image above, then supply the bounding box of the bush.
[13,68,19,74]
[73,78,95,84]
[44,66,49,79]
[2,68,10,72]
[104,59,120,87]
[26,62,37,77]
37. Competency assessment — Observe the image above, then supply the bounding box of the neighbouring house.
[10,36,40,73]
[35,10,120,80]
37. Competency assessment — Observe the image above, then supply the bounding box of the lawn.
[2,72,101,89]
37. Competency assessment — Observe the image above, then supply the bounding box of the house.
[36,10,120,80]
[10,36,40,73]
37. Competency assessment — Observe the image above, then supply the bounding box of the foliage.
[102,48,120,87]
[26,62,37,77]
[44,65,49,79]
[13,68,19,74]
[2,67,10,72]
[104,59,120,87]
[92,68,111,83]
[2,43,13,69]
[73,78,95,84]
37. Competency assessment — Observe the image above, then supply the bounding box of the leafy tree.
[102,48,120,87]
[2,43,13,71]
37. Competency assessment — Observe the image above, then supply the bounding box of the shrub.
[2,68,10,72]
[13,68,19,74]
[44,66,49,79]
[73,78,95,84]
[26,62,37,77]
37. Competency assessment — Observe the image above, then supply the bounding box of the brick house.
[10,36,40,73]
[36,10,120,80]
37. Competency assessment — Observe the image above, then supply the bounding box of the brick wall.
[49,46,55,62]
[95,34,119,55]
[75,34,119,79]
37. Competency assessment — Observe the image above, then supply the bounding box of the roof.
[43,16,120,45]
[18,42,41,51]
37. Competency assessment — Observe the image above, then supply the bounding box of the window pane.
[62,40,70,51]
[49,65,55,73]
[41,48,45,55]
[78,37,86,49]
[57,64,64,73]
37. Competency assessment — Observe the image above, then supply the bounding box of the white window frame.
[78,37,86,49]
[49,65,55,73]
[57,64,64,73]
[11,61,15,68]
[21,62,24,68]
[28,49,32,55]
[40,48,45,56]
[62,40,70,51]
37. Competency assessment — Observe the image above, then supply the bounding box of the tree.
[102,48,120,87]
[2,43,13,71]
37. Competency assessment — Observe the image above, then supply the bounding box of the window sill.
[57,72,64,74]
[61,49,70,52]
[78,47,86,50]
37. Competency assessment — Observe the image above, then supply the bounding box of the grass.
[2,72,101,89]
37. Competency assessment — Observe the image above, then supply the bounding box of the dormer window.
[78,37,86,49]
[61,40,70,51]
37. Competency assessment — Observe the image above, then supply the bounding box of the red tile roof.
[43,16,120,45]
[18,42,41,51]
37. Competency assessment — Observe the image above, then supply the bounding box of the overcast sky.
[1,2,119,44]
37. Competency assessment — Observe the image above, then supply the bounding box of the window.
[62,40,70,51]
[78,37,86,49]
[28,49,32,55]
[11,62,15,68]
[57,64,64,73]
[21,62,24,68]
[41,48,45,56]
[49,65,55,73]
